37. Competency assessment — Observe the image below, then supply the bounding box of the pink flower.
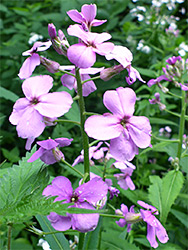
[18,41,52,79]
[147,75,170,87]
[137,201,169,248]
[28,138,73,164]
[60,66,104,96]
[67,24,114,68]
[72,141,108,166]
[85,87,151,161]
[43,176,108,232]
[67,4,106,31]
[114,168,135,190]
[105,45,145,84]
[9,75,73,150]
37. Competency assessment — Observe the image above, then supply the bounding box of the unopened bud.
[100,64,124,81]
[40,56,60,73]
[124,212,142,224]
[158,102,166,111]
[52,148,65,162]
[158,83,169,93]
[43,117,57,126]
[48,23,57,39]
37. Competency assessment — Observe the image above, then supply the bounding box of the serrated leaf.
[148,175,162,212]
[0,147,49,213]
[36,215,70,250]
[0,86,19,102]
[161,170,184,223]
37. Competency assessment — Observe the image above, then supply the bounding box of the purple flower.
[72,141,108,166]
[60,66,104,97]
[9,75,73,150]
[137,201,169,248]
[28,138,73,164]
[149,93,166,111]
[85,87,151,161]
[67,4,106,31]
[115,204,142,232]
[147,75,170,87]
[166,55,182,65]
[114,168,135,190]
[43,176,108,232]
[113,160,136,170]
[18,41,52,79]
[105,45,145,84]
[67,24,114,68]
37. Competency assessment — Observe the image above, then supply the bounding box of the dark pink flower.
[67,4,106,31]
[85,87,151,161]
[67,24,114,68]
[18,41,52,79]
[137,201,169,248]
[43,176,108,232]
[9,75,73,149]
[28,138,73,164]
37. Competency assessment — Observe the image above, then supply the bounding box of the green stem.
[60,159,84,178]
[78,233,85,250]
[76,68,90,182]
[7,224,12,250]
[99,214,124,219]
[54,119,80,126]
[177,90,186,160]
[82,75,100,85]
[83,111,100,116]
[152,134,179,143]
[89,140,100,147]
[167,90,182,99]
[58,68,76,77]
[164,108,188,120]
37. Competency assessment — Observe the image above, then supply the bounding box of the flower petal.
[43,176,73,202]
[18,54,40,80]
[85,114,122,140]
[110,133,138,161]
[128,116,151,148]
[81,4,96,23]
[67,10,85,23]
[67,44,96,68]
[36,91,73,118]
[27,147,45,162]
[47,212,71,231]
[22,75,53,100]
[55,138,73,147]
[146,224,158,248]
[9,98,30,125]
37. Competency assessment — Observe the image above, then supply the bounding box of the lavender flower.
[28,138,73,164]
[114,168,135,190]
[9,75,73,150]
[85,87,151,161]
[43,176,108,232]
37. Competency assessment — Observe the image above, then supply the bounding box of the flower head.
[28,138,73,164]
[61,66,104,96]
[137,201,169,248]
[85,87,151,161]
[67,4,107,31]
[18,41,52,79]
[114,168,135,190]
[43,176,108,232]
[67,24,114,68]
[9,75,73,149]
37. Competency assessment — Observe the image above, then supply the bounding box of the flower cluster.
[8,3,170,249]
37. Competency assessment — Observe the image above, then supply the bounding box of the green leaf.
[148,175,162,212]
[170,208,188,228]
[64,101,80,123]
[36,215,70,250]
[149,117,178,126]
[161,170,184,223]
[0,86,19,102]
[135,67,157,78]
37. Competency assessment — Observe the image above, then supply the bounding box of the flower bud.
[40,56,60,73]
[124,212,142,224]
[48,23,57,39]
[52,147,65,162]
[100,65,124,81]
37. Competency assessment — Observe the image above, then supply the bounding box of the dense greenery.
[0,0,187,249]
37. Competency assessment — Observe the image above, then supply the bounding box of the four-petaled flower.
[67,4,107,31]
[28,138,73,164]
[137,201,169,248]
[85,87,151,161]
[9,75,73,150]
[67,24,114,68]
[43,176,108,232]
[18,41,52,79]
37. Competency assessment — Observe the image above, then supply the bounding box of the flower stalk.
[75,67,90,182]
[177,89,186,160]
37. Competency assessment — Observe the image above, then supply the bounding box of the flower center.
[71,192,79,203]
[30,97,39,105]
[120,117,129,128]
